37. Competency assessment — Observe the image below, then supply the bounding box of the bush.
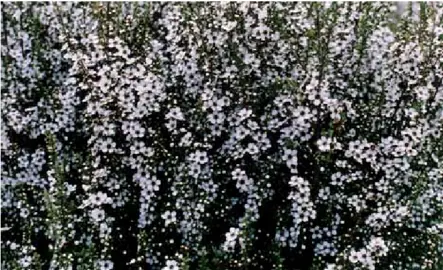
[1,2,443,270]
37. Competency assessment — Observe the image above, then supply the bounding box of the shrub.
[1,2,443,270]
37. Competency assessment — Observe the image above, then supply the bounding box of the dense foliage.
[1,2,443,270]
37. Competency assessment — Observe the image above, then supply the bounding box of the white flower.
[98,260,114,270]
[9,242,18,250]
[166,107,185,121]
[161,210,177,226]
[90,208,105,222]
[162,259,179,270]
[288,176,305,187]
[223,227,240,252]
[286,158,298,173]
[238,108,252,121]
[195,150,209,165]
[349,249,359,264]
[246,143,259,155]
[317,136,332,152]
[231,168,246,180]
[19,256,32,268]
[20,208,30,218]
[368,237,389,257]
[236,176,252,193]
[227,227,240,241]
[188,163,201,178]
[89,191,110,206]
[234,126,250,140]
[282,149,297,161]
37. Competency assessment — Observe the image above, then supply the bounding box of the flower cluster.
[1,2,443,270]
